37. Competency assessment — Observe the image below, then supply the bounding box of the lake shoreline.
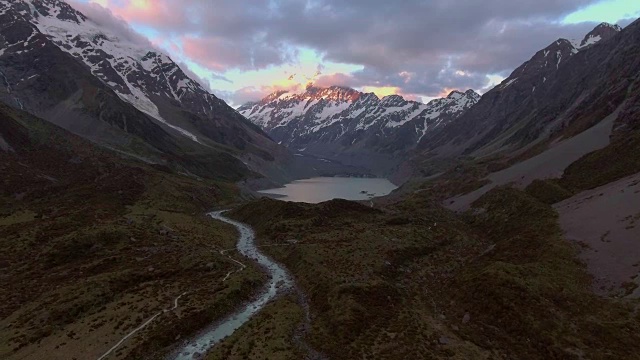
[256,176,398,204]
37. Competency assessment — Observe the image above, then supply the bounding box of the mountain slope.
[240,86,479,174]
[404,19,640,212]
[417,22,634,159]
[0,0,292,181]
[0,102,272,360]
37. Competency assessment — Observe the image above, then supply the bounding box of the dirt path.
[96,224,250,360]
[97,292,187,360]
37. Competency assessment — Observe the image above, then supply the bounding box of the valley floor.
[0,170,267,360]
[2,100,640,360]
[219,189,640,359]
[0,106,268,360]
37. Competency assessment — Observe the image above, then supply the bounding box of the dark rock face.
[239,85,479,174]
[0,0,291,181]
[578,22,622,49]
[417,21,637,158]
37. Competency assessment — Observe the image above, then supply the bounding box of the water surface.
[171,211,293,359]
[259,177,397,203]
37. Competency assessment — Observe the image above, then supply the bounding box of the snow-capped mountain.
[571,22,622,50]
[418,21,629,158]
[239,85,479,173]
[496,22,621,93]
[0,0,294,181]
[0,0,236,142]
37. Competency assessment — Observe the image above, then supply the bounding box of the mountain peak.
[379,94,407,107]
[569,22,622,50]
[505,20,625,83]
[447,90,464,98]
[305,85,361,102]
[6,0,88,24]
[261,85,362,105]
[465,89,481,100]
[0,0,238,143]
[596,22,622,32]
[262,90,290,104]
[446,89,480,101]
[239,82,480,166]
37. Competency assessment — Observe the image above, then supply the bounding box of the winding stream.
[171,210,295,359]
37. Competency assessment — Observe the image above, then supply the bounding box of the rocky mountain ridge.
[416,21,632,159]
[240,85,479,174]
[0,0,295,181]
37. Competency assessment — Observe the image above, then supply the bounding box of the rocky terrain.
[240,86,479,175]
[0,0,296,182]
[416,22,635,161]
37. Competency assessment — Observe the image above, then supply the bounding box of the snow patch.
[570,33,603,51]
[556,50,563,69]
[582,34,601,47]
[314,101,350,121]
[116,87,199,143]
[277,92,291,100]
[502,78,517,89]
[17,0,202,142]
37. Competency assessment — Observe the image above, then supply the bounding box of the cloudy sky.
[72,0,640,105]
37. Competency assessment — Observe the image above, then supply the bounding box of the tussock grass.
[228,188,640,359]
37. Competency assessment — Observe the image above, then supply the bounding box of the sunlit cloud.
[360,86,401,98]
[73,0,640,105]
[436,88,459,98]
[563,0,640,24]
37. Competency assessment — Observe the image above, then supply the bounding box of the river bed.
[171,211,294,359]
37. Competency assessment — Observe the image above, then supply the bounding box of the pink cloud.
[181,36,245,72]
[96,0,189,29]
[181,34,292,72]
[228,83,308,106]
[76,0,601,103]
[313,73,359,88]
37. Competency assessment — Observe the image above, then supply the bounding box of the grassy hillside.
[3,99,639,359]
[226,189,640,359]
[560,131,640,191]
[0,105,267,360]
